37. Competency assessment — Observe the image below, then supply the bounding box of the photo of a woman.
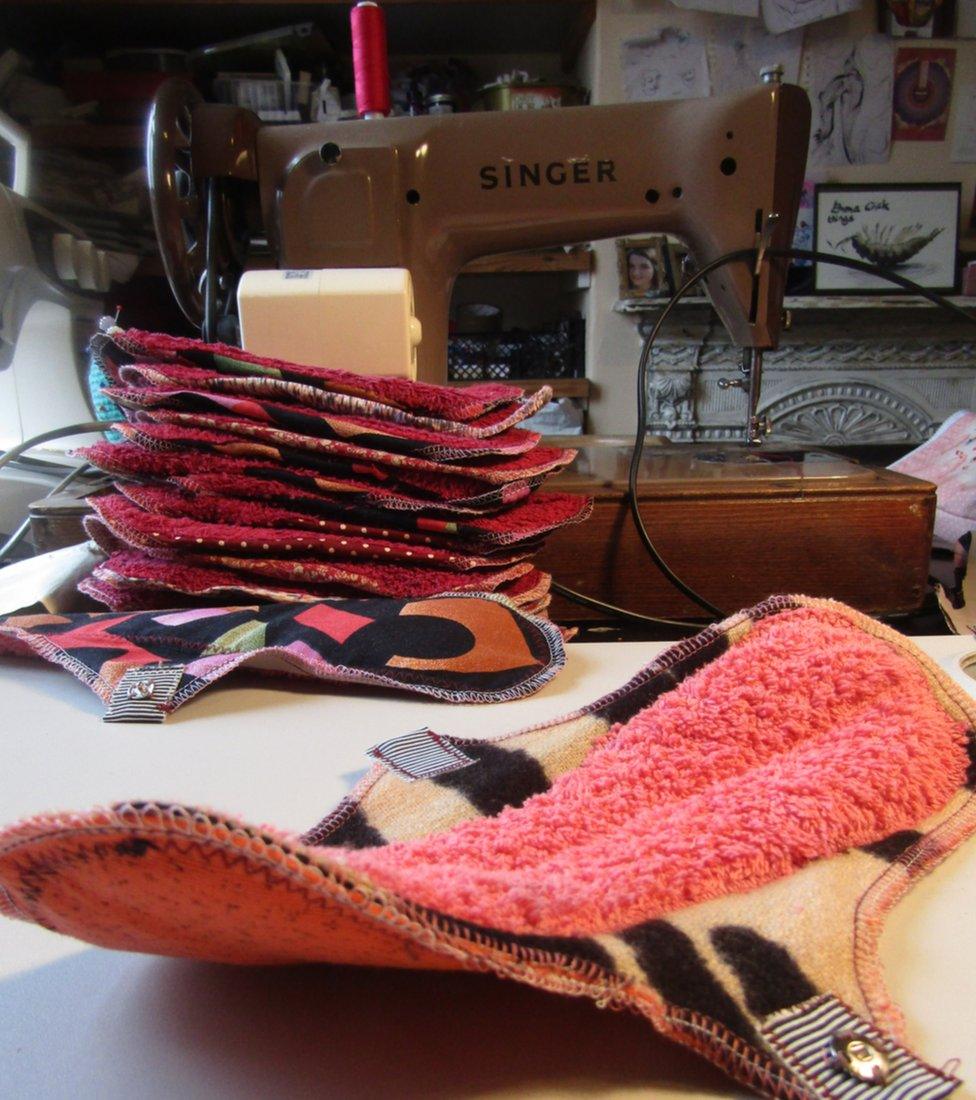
[627,248,658,294]
[616,236,668,300]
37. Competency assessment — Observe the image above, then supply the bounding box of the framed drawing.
[616,236,669,301]
[813,183,960,293]
[877,0,956,38]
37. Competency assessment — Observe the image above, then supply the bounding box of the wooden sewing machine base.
[537,442,935,623]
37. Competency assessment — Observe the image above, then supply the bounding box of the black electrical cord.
[554,246,976,630]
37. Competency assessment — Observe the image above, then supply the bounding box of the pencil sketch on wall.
[620,28,710,102]
[807,35,893,168]
[708,22,803,95]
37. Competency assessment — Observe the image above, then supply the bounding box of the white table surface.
[2,637,975,1099]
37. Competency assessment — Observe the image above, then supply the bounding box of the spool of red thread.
[351,1,391,118]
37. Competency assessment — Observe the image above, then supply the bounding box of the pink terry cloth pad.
[114,483,579,553]
[107,383,541,459]
[82,549,536,605]
[114,329,531,421]
[118,413,576,485]
[114,358,552,438]
[79,563,551,613]
[889,411,976,548]
[101,423,554,506]
[87,493,532,571]
[1,597,972,1099]
[79,442,539,514]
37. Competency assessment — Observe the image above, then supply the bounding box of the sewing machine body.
[260,85,808,379]
[155,81,811,382]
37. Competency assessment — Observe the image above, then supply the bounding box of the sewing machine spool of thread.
[237,267,422,378]
[351,1,390,119]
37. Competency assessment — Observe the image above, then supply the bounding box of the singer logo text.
[479,160,617,189]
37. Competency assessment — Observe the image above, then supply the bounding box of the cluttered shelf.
[4,2,595,64]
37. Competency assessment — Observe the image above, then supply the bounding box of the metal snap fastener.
[829,1032,890,1085]
[127,680,155,701]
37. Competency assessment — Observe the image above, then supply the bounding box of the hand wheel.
[147,79,246,339]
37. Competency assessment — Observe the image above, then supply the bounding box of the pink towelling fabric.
[115,482,584,552]
[87,493,532,570]
[113,359,552,438]
[341,604,969,937]
[80,552,549,610]
[106,384,542,458]
[119,414,576,485]
[117,329,529,420]
[81,329,586,613]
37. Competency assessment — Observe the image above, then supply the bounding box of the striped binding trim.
[368,728,476,781]
[104,665,185,723]
[761,995,960,1100]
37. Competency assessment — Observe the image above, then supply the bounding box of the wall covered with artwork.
[578,0,976,435]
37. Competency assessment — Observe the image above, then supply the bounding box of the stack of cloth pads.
[77,329,591,616]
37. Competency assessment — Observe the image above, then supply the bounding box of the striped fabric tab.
[104,665,185,723]
[761,994,961,1100]
[368,728,476,781]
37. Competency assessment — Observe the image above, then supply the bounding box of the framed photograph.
[616,236,669,301]
[813,183,960,294]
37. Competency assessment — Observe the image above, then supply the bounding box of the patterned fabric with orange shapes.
[0,594,565,720]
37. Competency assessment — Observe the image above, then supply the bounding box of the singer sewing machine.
[148,73,806,441]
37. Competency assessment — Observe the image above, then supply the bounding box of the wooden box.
[538,443,935,622]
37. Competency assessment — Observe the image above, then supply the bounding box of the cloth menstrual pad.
[81,549,536,603]
[79,441,541,515]
[0,593,564,715]
[113,357,552,438]
[115,482,589,551]
[117,415,575,485]
[1,596,973,1097]
[86,493,532,571]
[78,551,551,612]
[113,328,535,422]
[107,383,541,459]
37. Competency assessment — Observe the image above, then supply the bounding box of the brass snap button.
[829,1032,890,1085]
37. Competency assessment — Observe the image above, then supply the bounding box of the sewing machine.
[147,73,808,440]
